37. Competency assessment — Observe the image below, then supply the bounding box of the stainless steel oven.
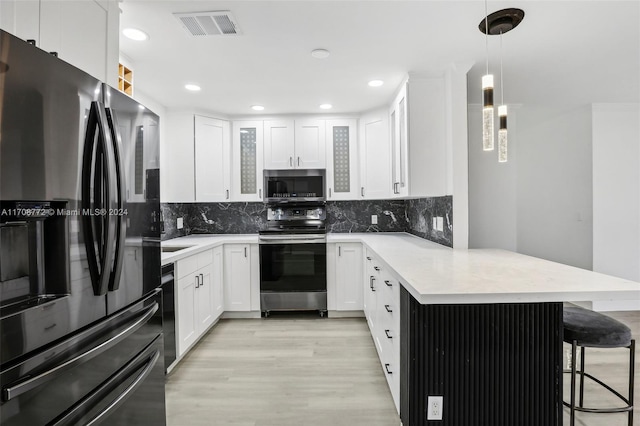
[259,204,327,316]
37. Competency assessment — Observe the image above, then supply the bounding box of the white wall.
[468,105,517,251]
[592,104,640,282]
[516,105,593,270]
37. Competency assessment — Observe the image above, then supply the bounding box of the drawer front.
[177,255,198,279]
[196,249,213,269]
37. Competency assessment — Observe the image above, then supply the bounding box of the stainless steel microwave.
[263,169,325,203]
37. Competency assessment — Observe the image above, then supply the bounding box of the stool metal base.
[562,339,635,426]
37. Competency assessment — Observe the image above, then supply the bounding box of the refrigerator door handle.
[81,101,119,296]
[105,106,127,292]
[49,342,161,426]
[1,301,159,402]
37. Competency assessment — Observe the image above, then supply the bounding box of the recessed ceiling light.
[368,80,384,87]
[311,49,330,59]
[319,104,332,110]
[123,28,149,41]
[251,105,265,111]
[185,84,201,91]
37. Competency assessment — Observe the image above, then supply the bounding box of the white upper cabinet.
[194,115,231,202]
[359,109,391,199]
[232,121,264,201]
[326,119,358,200]
[263,119,326,169]
[264,120,295,169]
[1,0,119,85]
[390,81,409,197]
[294,119,326,169]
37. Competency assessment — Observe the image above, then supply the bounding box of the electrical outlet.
[371,215,378,225]
[432,217,437,230]
[427,396,443,420]
[436,216,444,232]
[177,217,184,230]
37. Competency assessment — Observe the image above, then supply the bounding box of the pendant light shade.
[479,7,524,163]
[498,105,508,162]
[482,74,495,151]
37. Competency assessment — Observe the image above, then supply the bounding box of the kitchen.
[0,1,639,426]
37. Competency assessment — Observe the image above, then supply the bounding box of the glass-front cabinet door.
[326,119,358,200]
[232,121,264,201]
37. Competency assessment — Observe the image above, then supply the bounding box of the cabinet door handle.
[374,266,380,271]
[226,189,229,199]
[361,187,365,197]
[338,246,341,257]
[195,275,200,288]
[297,157,300,166]
[366,256,372,261]
[329,188,332,198]
[259,188,262,199]
[244,247,247,258]
[369,276,375,292]
[394,182,399,194]
[385,280,392,287]
[290,157,293,167]
[199,273,204,286]
[385,363,392,374]
[385,304,392,313]
[385,329,392,339]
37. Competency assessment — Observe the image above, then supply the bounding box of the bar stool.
[563,304,635,426]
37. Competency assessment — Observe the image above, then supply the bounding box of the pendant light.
[498,31,508,163]
[481,0,494,151]
[478,7,525,162]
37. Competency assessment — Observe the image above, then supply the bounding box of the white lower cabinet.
[363,248,400,413]
[335,243,363,310]
[223,244,252,311]
[176,249,222,357]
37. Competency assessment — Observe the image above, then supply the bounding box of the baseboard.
[591,300,640,312]
[221,311,262,319]
[328,310,365,318]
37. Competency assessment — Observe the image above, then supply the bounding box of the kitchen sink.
[161,245,193,253]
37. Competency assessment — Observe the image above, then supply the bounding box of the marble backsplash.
[161,196,453,247]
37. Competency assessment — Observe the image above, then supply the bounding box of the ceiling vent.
[173,11,241,37]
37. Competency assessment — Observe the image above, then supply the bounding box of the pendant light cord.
[484,0,489,74]
[500,30,504,105]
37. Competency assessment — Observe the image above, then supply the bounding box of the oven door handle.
[259,236,326,245]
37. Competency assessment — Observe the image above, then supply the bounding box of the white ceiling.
[119,0,640,116]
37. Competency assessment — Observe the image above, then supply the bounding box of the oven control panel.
[267,206,326,221]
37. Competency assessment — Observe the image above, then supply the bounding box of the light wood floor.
[166,312,639,426]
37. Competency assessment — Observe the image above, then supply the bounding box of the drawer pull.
[384,280,392,287]
[385,329,392,339]
[385,304,392,313]
[44,323,57,331]
[366,256,372,261]
[374,266,380,271]
[385,363,392,374]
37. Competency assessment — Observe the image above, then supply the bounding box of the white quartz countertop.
[162,232,640,305]
[161,234,258,265]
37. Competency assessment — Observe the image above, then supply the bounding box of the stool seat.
[563,305,632,347]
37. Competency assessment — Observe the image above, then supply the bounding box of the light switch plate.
[177,217,184,229]
[371,215,378,225]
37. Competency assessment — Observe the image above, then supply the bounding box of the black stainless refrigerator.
[0,30,166,425]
